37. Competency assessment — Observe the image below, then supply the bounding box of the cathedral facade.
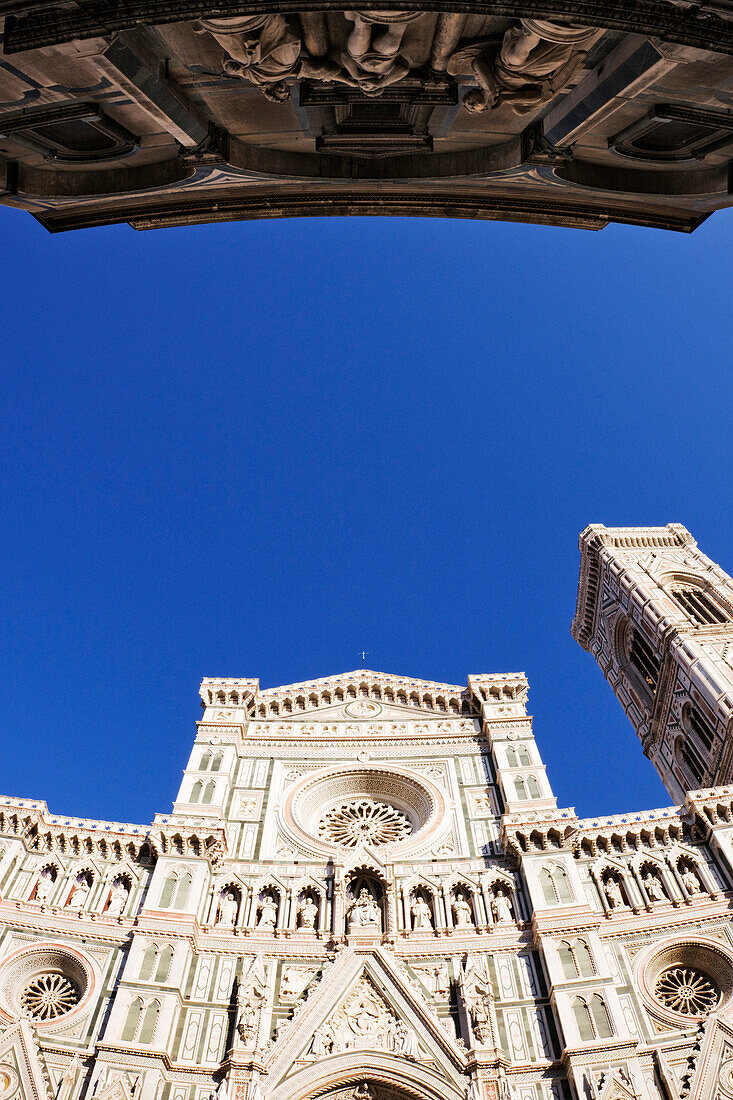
[2,525,733,1100]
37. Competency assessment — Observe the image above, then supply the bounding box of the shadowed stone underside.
[1,0,733,232]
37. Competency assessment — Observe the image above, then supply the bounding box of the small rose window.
[654,966,719,1016]
[20,971,80,1021]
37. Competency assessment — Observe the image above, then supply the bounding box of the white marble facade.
[1,529,733,1100]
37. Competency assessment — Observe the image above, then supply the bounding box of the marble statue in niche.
[34,867,56,904]
[236,956,268,1047]
[411,894,433,930]
[66,872,92,909]
[460,954,495,1046]
[297,894,319,930]
[452,891,474,928]
[216,889,239,928]
[491,887,514,924]
[106,878,130,918]
[603,877,627,910]
[641,870,666,904]
[347,887,381,931]
[681,864,704,895]
[448,19,596,114]
[257,892,278,929]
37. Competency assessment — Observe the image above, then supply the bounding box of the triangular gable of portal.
[0,1017,53,1100]
[95,1079,135,1100]
[264,945,468,1091]
[596,1068,642,1100]
[685,1013,733,1100]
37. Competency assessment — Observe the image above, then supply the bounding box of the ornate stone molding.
[4,0,733,56]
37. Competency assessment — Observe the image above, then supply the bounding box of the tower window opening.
[672,587,730,626]
[688,706,715,752]
[680,737,706,785]
[630,630,660,694]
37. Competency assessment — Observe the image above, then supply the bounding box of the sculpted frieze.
[192,10,600,130]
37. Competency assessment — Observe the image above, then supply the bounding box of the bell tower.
[572,524,733,802]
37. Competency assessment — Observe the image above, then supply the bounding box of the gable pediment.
[0,1018,53,1100]
[250,671,476,724]
[684,1014,733,1100]
[595,1069,641,1100]
[265,946,467,1096]
[95,1080,134,1100]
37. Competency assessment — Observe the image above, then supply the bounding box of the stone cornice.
[200,670,535,723]
[4,0,733,56]
[0,796,155,863]
[572,522,695,648]
[500,809,580,858]
[0,795,229,864]
[250,669,477,719]
[576,804,688,856]
[682,785,733,832]
[199,678,259,708]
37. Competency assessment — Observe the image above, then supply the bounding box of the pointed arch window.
[629,629,660,695]
[174,871,192,910]
[139,1000,160,1044]
[540,868,556,905]
[506,747,518,767]
[576,940,595,977]
[518,745,531,766]
[514,777,528,800]
[202,781,215,805]
[122,998,143,1042]
[573,997,594,1042]
[211,752,223,772]
[679,737,706,785]
[154,945,174,983]
[140,943,158,980]
[573,994,613,1041]
[687,705,715,752]
[159,872,177,908]
[559,939,595,979]
[559,941,576,979]
[590,994,613,1038]
[540,865,574,906]
[527,775,541,799]
[190,780,203,803]
[200,750,212,771]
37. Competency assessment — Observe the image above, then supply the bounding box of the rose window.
[317,799,412,848]
[654,966,720,1015]
[20,972,80,1021]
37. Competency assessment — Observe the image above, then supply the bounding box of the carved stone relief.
[306,977,421,1058]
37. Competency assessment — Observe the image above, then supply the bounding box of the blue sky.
[1,208,732,825]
